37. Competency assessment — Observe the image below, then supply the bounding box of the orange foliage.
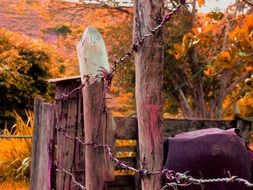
[108,92,135,116]
[0,180,29,190]
[0,28,73,77]
[197,0,205,7]
[169,9,253,118]
[238,93,253,117]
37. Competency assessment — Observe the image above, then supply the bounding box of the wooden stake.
[133,0,164,189]
[77,27,114,190]
[30,99,54,190]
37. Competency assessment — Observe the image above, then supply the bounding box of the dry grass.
[0,180,29,190]
[0,111,33,185]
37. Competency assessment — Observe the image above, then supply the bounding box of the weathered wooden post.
[133,0,164,189]
[30,99,55,190]
[77,27,114,190]
[51,77,85,190]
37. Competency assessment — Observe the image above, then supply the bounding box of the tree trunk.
[187,47,206,118]
[133,0,164,189]
[178,89,193,117]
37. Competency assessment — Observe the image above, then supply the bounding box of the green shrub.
[0,29,55,127]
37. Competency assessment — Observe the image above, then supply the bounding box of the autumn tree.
[0,28,67,127]
[165,0,253,119]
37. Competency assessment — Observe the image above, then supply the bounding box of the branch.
[242,0,253,7]
[172,67,203,94]
[225,71,251,95]
[220,71,250,117]
[187,46,207,118]
[178,89,193,118]
[76,0,131,14]
[212,69,232,118]
[52,0,131,14]
[222,94,242,117]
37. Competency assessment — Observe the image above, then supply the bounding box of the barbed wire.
[56,127,139,173]
[54,74,98,101]
[56,165,86,190]
[0,135,32,139]
[161,171,253,189]
[56,128,253,190]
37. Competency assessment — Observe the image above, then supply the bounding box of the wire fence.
[56,127,253,190]
[0,136,32,139]
[31,0,253,189]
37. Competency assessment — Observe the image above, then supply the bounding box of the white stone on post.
[77,27,110,82]
[77,27,114,190]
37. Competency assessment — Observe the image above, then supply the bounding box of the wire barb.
[161,172,253,189]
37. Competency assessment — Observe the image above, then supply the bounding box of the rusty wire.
[54,74,96,101]
[56,165,86,190]
[56,127,139,173]
[0,136,32,139]
[56,128,253,190]
[161,172,253,189]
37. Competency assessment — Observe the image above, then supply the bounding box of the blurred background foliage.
[0,29,60,126]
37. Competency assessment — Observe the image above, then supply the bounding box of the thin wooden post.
[133,0,164,189]
[77,27,114,190]
[30,98,54,190]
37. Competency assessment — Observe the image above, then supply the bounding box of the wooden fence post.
[30,98,54,190]
[133,0,164,189]
[77,27,114,190]
[52,78,85,190]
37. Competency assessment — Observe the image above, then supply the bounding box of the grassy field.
[0,180,29,190]
[0,112,32,190]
